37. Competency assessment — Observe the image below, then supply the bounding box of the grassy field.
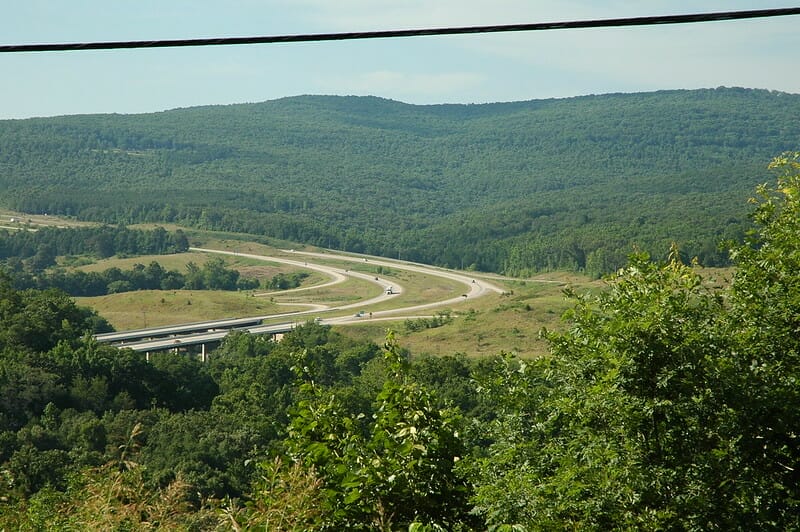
[340,274,595,359]
[4,218,731,359]
[76,250,332,288]
[0,210,96,230]
[76,289,299,330]
[69,236,601,358]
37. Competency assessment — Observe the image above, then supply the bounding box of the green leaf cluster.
[7,256,257,296]
[468,154,800,530]
[284,333,470,530]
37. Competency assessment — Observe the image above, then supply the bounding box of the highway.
[191,246,503,320]
[112,322,296,354]
[95,316,265,344]
[100,247,504,355]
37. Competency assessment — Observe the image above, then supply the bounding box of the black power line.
[2,7,799,53]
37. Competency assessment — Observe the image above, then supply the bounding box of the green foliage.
[7,256,255,296]
[468,154,800,530]
[266,271,309,290]
[409,353,483,417]
[721,152,800,526]
[2,155,800,528]
[140,409,262,498]
[2,88,795,274]
[285,333,471,530]
[0,225,189,266]
[193,256,239,290]
[404,310,453,332]
[0,277,110,354]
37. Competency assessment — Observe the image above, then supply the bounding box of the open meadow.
[72,236,600,358]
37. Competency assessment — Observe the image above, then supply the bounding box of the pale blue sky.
[1,1,798,118]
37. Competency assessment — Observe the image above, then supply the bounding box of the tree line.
[0,225,189,266]
[5,257,259,296]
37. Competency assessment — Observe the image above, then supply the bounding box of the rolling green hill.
[1,87,798,274]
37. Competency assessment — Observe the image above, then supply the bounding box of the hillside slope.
[1,87,798,274]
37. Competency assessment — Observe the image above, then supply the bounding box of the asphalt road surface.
[191,247,503,324]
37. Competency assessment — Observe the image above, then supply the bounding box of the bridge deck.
[101,322,296,353]
[94,316,266,344]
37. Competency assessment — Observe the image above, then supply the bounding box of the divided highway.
[98,247,504,354]
[192,247,504,320]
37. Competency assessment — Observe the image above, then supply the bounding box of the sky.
[1,1,799,119]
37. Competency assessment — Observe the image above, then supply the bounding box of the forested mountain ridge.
[1,87,798,274]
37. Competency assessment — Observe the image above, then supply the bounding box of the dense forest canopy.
[0,154,798,529]
[2,87,798,274]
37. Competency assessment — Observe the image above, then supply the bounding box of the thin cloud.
[281,0,800,96]
[319,70,485,99]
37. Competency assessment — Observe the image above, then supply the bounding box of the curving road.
[191,247,503,324]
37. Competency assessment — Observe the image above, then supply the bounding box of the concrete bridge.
[94,318,296,360]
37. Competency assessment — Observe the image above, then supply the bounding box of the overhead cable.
[1,7,799,53]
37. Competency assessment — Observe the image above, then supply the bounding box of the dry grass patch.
[76,289,301,330]
[0,210,97,229]
[69,236,604,357]
[339,275,598,359]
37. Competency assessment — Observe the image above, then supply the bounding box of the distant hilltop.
[1,87,798,276]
